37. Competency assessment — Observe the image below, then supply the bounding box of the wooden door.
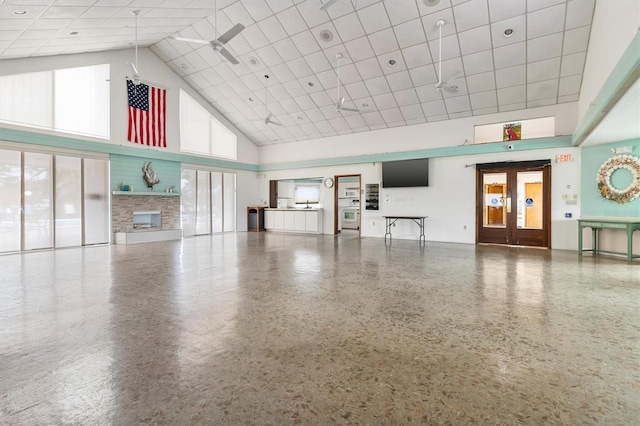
[525,182,542,228]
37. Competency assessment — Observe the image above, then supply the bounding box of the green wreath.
[596,154,640,204]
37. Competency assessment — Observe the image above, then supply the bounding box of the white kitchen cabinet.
[264,209,323,234]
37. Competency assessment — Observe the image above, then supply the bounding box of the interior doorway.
[476,160,551,248]
[333,174,361,236]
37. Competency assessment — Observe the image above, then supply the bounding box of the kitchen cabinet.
[264,209,323,234]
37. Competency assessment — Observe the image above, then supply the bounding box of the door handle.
[506,196,511,213]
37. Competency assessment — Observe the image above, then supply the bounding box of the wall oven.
[342,208,359,229]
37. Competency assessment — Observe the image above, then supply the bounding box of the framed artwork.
[503,122,521,141]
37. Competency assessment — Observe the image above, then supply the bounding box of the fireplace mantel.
[112,191,180,197]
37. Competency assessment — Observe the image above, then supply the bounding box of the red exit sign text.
[556,154,574,163]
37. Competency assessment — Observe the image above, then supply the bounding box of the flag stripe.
[127,80,166,147]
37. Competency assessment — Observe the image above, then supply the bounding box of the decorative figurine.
[142,161,160,189]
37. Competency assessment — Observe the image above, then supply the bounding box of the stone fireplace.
[112,194,181,244]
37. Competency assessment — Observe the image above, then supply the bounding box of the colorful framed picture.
[503,122,522,141]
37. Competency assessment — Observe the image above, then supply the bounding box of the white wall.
[258,146,582,250]
[578,0,640,122]
[0,47,259,165]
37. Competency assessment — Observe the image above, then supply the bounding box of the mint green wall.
[581,139,640,217]
[110,154,181,193]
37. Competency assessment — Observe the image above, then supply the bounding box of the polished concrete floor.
[1,233,638,425]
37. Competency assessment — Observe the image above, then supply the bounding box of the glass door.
[477,161,550,248]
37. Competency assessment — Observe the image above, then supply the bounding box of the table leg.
[419,218,425,244]
[384,218,392,244]
[578,225,583,256]
[592,228,598,256]
[627,227,633,262]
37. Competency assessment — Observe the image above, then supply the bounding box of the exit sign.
[556,154,574,163]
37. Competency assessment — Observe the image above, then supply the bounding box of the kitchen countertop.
[265,208,324,211]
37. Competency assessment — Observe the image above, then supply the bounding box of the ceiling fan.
[333,53,360,113]
[262,75,282,126]
[169,0,244,65]
[127,10,143,85]
[434,19,460,93]
[319,0,339,11]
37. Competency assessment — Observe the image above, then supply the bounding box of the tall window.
[0,64,110,139]
[179,90,237,160]
[181,168,236,236]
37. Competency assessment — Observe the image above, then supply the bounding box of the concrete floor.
[1,233,638,425]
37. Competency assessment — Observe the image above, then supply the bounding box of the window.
[295,184,320,205]
[180,90,237,160]
[0,64,110,139]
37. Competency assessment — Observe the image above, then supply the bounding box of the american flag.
[127,80,166,147]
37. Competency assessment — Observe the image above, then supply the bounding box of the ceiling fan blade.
[170,36,210,45]
[444,70,462,86]
[218,47,240,65]
[319,0,340,11]
[217,23,245,45]
[128,62,139,76]
[442,84,459,93]
[338,106,360,112]
[268,119,283,126]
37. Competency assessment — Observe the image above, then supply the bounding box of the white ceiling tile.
[0,19,36,31]
[356,57,384,79]
[470,90,497,109]
[466,71,496,93]
[490,15,526,48]
[276,9,308,37]
[243,1,272,22]
[462,49,493,75]
[416,0,452,17]
[344,36,375,61]
[364,76,391,95]
[394,88,420,106]
[500,102,527,112]
[527,4,565,39]
[373,93,398,109]
[421,8,456,41]
[287,56,314,78]
[241,24,270,50]
[401,44,432,69]
[272,37,302,62]
[560,51,586,77]
[30,18,75,30]
[428,33,460,62]
[296,0,330,28]
[269,84,290,102]
[528,32,562,62]
[305,50,333,74]
[409,64,438,86]
[449,111,472,119]
[385,0,420,25]
[558,74,582,96]
[291,30,321,55]
[183,49,210,71]
[387,70,414,91]
[320,43,351,65]
[344,114,367,128]
[337,63,361,84]
[333,12,365,42]
[495,64,526,88]
[488,0,525,23]
[316,68,338,90]
[258,16,288,43]
[362,111,386,126]
[422,99,447,116]
[497,85,526,104]
[527,0,565,12]
[329,115,352,130]
[528,57,560,82]
[453,0,489,32]
[444,95,471,113]
[565,0,595,30]
[305,108,326,121]
[558,93,579,103]
[458,25,491,55]
[309,90,334,107]
[39,6,90,19]
[325,0,356,19]
[283,80,306,97]
[269,62,297,83]
[301,76,324,93]
[493,42,526,69]
[240,73,264,91]
[368,27,399,55]
[527,97,556,107]
[345,81,371,99]
[294,94,317,110]
[563,25,590,54]
[312,21,342,48]
[268,0,294,14]
[527,79,558,101]
[255,44,283,67]
[357,2,391,33]
[18,30,59,41]
[400,104,425,120]
[221,2,254,26]
[225,34,253,56]
[393,18,427,49]
[380,107,404,123]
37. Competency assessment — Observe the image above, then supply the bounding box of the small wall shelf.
[112,191,180,196]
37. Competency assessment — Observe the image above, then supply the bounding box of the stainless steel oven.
[342,207,359,229]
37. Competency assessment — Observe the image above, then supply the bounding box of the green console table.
[578,218,640,262]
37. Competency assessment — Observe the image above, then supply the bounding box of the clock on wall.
[323,177,334,188]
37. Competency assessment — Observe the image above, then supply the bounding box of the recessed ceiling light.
[307,81,314,87]
[297,116,304,120]
[423,0,441,6]
[13,10,29,15]
[388,59,397,67]
[180,63,188,70]
[504,28,514,37]
[319,29,334,43]
[362,103,369,108]
[247,56,260,66]
[248,97,254,102]
[70,31,78,35]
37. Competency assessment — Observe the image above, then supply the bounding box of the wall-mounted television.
[382,158,429,188]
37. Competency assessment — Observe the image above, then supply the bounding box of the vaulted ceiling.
[0,0,601,146]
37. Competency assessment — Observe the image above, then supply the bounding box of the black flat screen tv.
[382,158,429,188]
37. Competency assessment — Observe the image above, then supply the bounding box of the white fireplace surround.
[133,210,162,229]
